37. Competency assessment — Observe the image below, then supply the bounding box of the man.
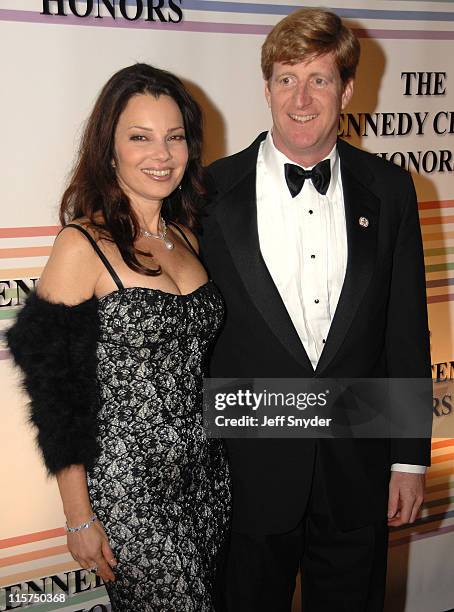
[201,8,431,611]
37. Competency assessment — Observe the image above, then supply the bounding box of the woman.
[7,63,231,611]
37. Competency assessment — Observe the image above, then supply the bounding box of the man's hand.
[387,471,425,527]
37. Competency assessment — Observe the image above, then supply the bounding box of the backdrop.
[0,1,453,611]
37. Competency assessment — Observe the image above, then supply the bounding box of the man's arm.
[384,172,432,525]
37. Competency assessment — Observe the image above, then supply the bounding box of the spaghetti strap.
[168,221,200,259]
[61,223,124,291]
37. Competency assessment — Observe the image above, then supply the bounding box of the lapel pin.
[358,216,369,228]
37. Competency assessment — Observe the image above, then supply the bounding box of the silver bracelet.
[65,514,97,533]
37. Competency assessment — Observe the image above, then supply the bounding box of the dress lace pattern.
[86,282,231,611]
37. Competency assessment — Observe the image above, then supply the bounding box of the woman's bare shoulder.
[37,220,103,304]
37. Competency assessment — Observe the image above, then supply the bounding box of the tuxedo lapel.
[210,136,380,376]
[315,142,380,374]
[215,161,314,373]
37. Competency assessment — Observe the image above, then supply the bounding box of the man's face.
[265,53,354,167]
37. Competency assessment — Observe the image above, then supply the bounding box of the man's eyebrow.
[274,70,334,79]
[309,71,334,79]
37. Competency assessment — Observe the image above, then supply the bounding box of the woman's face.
[113,93,188,208]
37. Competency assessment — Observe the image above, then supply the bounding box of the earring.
[111,160,116,168]
[178,185,182,190]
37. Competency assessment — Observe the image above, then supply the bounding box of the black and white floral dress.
[88,281,231,611]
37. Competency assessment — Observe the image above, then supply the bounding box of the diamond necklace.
[140,216,174,250]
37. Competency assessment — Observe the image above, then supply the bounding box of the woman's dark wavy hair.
[59,63,205,276]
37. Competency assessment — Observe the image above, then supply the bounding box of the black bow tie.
[284,159,331,197]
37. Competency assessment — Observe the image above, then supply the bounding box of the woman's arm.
[58,465,93,526]
[42,228,116,580]
[9,226,116,581]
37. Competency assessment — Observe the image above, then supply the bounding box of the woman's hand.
[56,466,117,582]
[67,520,117,582]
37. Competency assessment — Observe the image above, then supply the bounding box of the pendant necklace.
[140,216,174,250]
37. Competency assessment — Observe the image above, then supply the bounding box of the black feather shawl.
[6,293,100,475]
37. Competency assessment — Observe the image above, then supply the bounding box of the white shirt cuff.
[391,463,427,474]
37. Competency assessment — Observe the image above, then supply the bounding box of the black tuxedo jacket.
[201,133,431,533]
